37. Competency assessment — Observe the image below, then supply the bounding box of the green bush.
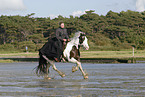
[0,44,15,51]
[18,41,36,52]
[88,33,112,46]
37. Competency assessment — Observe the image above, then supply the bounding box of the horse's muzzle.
[84,46,89,50]
[86,47,89,50]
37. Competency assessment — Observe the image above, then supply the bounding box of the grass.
[0,59,15,63]
[0,50,145,63]
[0,52,38,58]
[80,50,145,58]
[0,50,145,59]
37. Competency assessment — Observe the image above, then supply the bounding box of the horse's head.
[79,32,89,50]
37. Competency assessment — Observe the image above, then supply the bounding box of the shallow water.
[0,62,145,96]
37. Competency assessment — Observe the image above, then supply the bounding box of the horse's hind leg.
[44,63,51,79]
[52,63,65,77]
[42,55,65,78]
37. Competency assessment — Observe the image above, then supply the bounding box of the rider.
[55,22,70,62]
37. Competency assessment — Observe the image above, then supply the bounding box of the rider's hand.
[63,39,67,41]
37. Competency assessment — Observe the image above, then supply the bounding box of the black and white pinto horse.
[36,31,89,79]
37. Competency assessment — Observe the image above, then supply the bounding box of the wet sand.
[0,62,145,96]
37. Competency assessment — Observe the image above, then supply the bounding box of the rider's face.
[60,23,64,28]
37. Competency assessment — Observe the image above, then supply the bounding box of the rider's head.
[59,22,64,28]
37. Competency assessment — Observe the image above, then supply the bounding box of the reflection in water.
[0,62,145,96]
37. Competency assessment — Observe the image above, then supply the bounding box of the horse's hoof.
[44,77,51,80]
[47,77,52,80]
[83,73,88,79]
[61,74,65,77]
[84,76,88,79]
[72,66,78,73]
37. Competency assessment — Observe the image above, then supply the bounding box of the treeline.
[0,10,145,52]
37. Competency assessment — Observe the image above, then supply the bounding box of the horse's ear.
[82,32,86,36]
[79,32,83,36]
[80,32,86,36]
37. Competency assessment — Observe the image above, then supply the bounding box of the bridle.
[79,33,86,45]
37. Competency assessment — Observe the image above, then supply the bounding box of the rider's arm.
[64,29,69,41]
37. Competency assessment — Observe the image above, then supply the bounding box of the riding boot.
[54,57,59,62]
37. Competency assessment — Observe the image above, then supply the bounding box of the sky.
[0,0,145,19]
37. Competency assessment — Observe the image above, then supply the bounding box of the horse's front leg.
[52,63,65,78]
[72,65,79,72]
[67,58,79,72]
[69,58,88,79]
[77,62,88,79]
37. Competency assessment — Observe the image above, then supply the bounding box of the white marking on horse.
[37,31,89,79]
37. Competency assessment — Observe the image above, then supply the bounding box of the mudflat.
[0,62,145,96]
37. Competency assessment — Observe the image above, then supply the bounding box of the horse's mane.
[73,31,83,38]
[70,31,83,40]
[68,31,84,47]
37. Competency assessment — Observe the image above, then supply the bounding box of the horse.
[36,31,89,79]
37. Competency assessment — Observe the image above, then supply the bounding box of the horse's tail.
[36,53,48,77]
